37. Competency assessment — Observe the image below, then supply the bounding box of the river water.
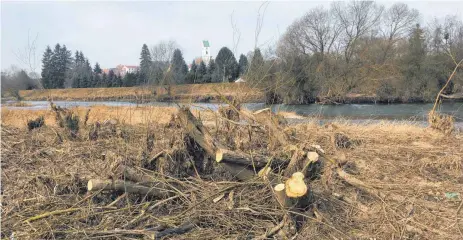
[4,100,463,127]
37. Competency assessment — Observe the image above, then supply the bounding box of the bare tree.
[427,15,463,60]
[254,2,270,49]
[13,30,42,88]
[283,7,342,57]
[150,40,179,63]
[380,3,419,63]
[332,1,384,63]
[230,11,241,56]
[149,40,180,85]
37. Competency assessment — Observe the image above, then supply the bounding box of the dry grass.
[1,105,219,129]
[428,111,455,134]
[18,83,264,102]
[293,121,463,239]
[1,106,462,239]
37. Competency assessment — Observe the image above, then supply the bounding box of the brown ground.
[1,106,462,239]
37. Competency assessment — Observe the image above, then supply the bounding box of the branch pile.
[1,102,462,239]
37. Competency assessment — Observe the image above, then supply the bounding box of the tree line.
[39,42,251,89]
[137,43,249,86]
[35,2,463,105]
[40,44,127,89]
[245,2,463,103]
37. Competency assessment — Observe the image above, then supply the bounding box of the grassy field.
[1,105,462,239]
[17,82,264,102]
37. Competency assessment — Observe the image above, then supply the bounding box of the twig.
[430,59,463,114]
[256,215,287,240]
[22,207,81,223]
[106,193,127,208]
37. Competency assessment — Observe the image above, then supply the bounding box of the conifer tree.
[238,54,249,76]
[197,61,207,83]
[171,49,188,83]
[41,46,53,88]
[215,47,238,82]
[139,44,152,85]
[93,62,102,74]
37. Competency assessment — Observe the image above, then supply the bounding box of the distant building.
[102,65,139,77]
[201,40,211,65]
[188,40,212,71]
[102,68,117,75]
[117,65,139,77]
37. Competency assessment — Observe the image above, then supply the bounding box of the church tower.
[201,40,211,65]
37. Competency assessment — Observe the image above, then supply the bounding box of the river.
[4,100,463,128]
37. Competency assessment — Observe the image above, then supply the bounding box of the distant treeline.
[7,2,463,104]
[245,2,463,104]
[38,42,250,90]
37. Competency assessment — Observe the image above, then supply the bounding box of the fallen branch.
[431,59,463,114]
[87,179,170,198]
[23,207,81,223]
[336,168,445,211]
[155,221,197,239]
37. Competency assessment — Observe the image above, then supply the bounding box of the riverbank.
[14,84,463,105]
[16,82,265,103]
[2,105,462,239]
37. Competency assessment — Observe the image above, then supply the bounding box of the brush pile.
[1,102,463,239]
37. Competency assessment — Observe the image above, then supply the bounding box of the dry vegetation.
[1,103,462,239]
[18,82,264,102]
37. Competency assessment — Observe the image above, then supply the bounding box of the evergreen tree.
[139,44,152,84]
[49,44,61,88]
[402,24,428,96]
[116,75,123,87]
[250,48,264,72]
[190,60,198,73]
[71,51,80,88]
[108,70,115,87]
[204,59,217,83]
[92,74,100,88]
[171,49,188,83]
[215,47,238,82]
[58,45,72,88]
[94,62,102,74]
[72,76,81,88]
[81,75,89,88]
[41,46,53,89]
[123,72,137,87]
[101,72,108,87]
[185,60,197,84]
[238,54,249,76]
[197,61,207,83]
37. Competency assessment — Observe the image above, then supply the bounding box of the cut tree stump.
[177,107,287,180]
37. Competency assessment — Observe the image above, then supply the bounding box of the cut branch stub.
[274,183,291,208]
[285,172,308,198]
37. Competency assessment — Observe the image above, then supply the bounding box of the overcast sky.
[2,1,462,72]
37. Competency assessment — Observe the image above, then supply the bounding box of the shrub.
[65,113,80,138]
[27,116,45,131]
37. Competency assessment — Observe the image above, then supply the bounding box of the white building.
[117,65,139,77]
[201,40,211,65]
[188,40,213,71]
